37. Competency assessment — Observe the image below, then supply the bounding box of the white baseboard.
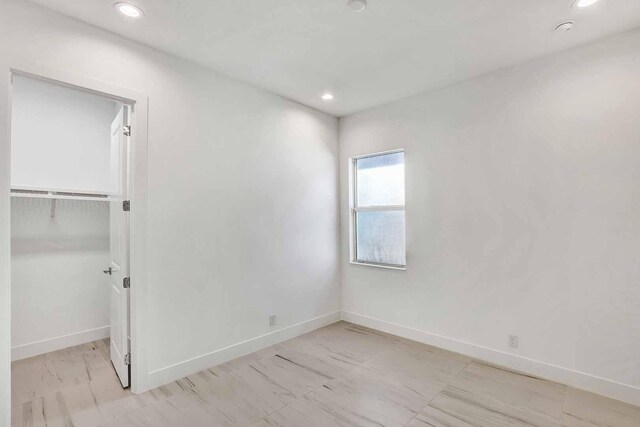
[146,311,341,390]
[12,326,109,361]
[341,311,640,406]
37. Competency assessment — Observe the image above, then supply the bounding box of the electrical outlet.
[508,335,519,348]
[269,314,277,326]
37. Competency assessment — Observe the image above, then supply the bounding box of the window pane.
[356,152,404,207]
[356,210,405,266]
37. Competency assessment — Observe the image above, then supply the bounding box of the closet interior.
[10,74,124,376]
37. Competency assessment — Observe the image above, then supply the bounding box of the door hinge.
[123,200,131,211]
[123,277,131,289]
[123,125,131,136]
[124,353,131,365]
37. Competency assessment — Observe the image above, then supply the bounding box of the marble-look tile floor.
[11,322,640,427]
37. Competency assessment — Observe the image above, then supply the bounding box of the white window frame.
[349,148,406,270]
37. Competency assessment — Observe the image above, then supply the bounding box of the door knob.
[103,267,113,275]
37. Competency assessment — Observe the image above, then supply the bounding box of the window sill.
[349,261,406,271]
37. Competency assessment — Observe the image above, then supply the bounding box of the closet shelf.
[10,188,110,202]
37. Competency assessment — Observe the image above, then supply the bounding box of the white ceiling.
[27,0,640,116]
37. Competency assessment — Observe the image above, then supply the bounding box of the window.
[351,150,405,268]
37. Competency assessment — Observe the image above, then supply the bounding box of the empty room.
[1,0,639,426]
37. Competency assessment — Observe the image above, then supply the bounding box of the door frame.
[0,61,150,415]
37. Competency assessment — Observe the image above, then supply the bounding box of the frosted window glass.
[356,152,404,207]
[355,211,406,266]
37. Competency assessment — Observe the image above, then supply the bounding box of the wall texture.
[0,0,340,420]
[11,198,109,360]
[340,29,640,404]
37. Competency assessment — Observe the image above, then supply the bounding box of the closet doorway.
[9,73,133,390]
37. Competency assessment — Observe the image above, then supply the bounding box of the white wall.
[11,198,109,360]
[11,75,117,193]
[340,29,640,404]
[0,0,340,421]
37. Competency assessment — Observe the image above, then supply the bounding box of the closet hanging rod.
[10,188,110,202]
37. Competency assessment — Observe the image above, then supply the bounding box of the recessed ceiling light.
[115,2,143,19]
[555,21,575,32]
[321,93,335,101]
[347,0,367,12]
[572,0,599,8]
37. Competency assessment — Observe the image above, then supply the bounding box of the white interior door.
[108,105,130,388]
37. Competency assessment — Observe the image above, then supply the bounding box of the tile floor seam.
[468,358,572,424]
[559,384,572,421]
[251,332,397,425]
[56,389,76,427]
[183,346,360,425]
[402,357,474,426]
[255,387,309,425]
[273,352,361,408]
[402,410,422,426]
[49,355,64,394]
